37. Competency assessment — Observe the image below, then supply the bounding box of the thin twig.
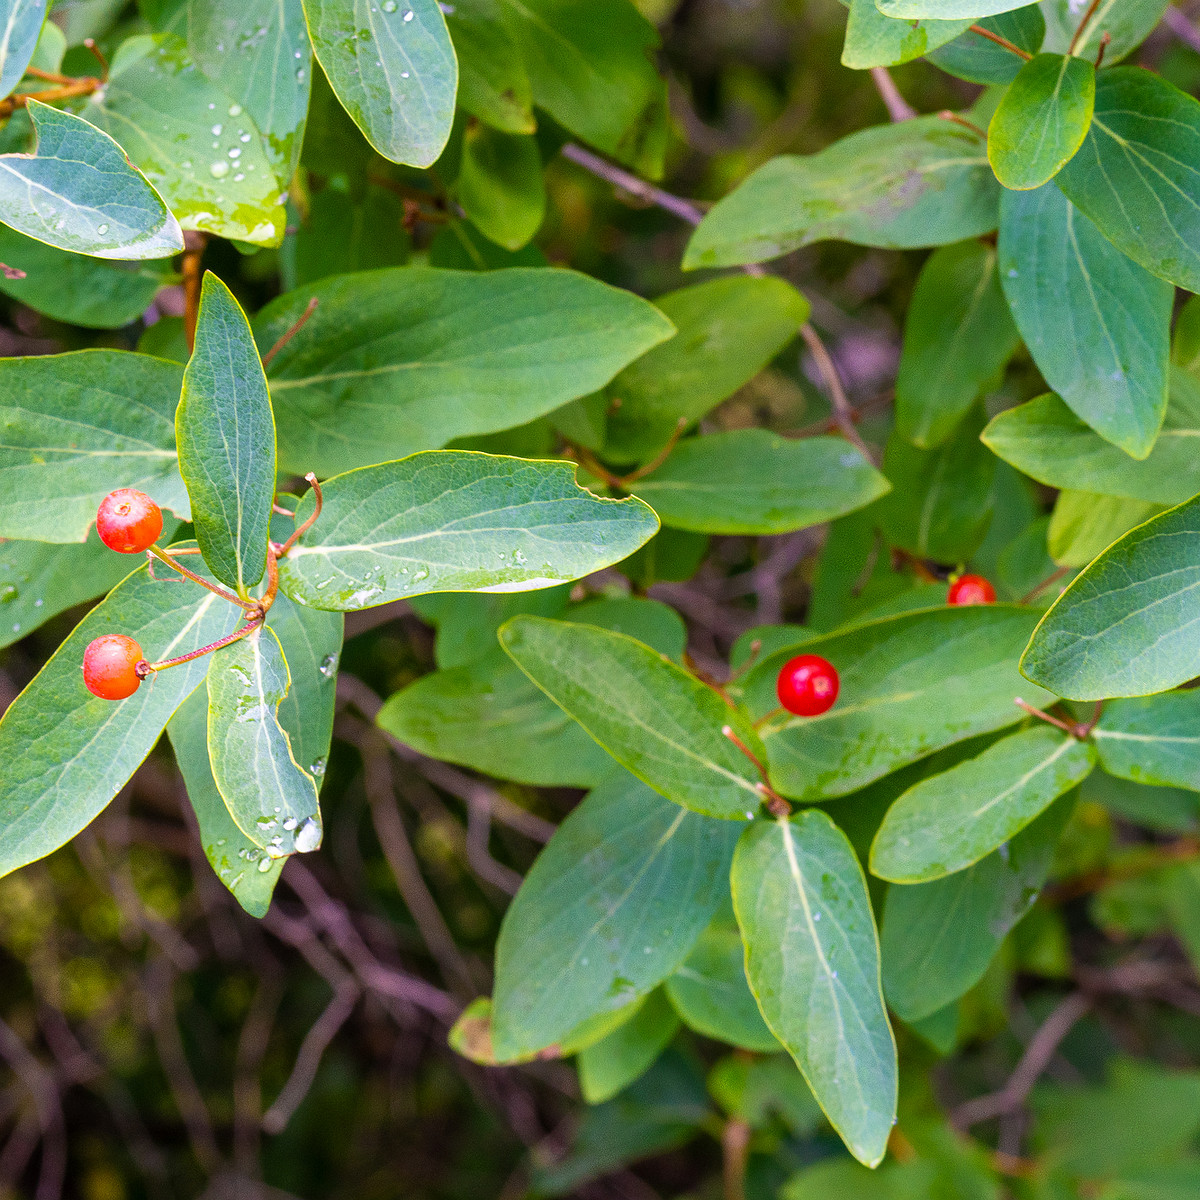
[1094,29,1111,67]
[1021,565,1072,605]
[722,1118,751,1200]
[800,324,874,461]
[938,110,988,137]
[561,142,705,226]
[278,475,323,558]
[951,993,1091,1129]
[1068,0,1104,52]
[464,791,523,895]
[261,297,318,369]
[233,971,283,1176]
[1014,697,1080,738]
[181,233,207,355]
[870,67,917,121]
[967,23,1033,59]
[0,1016,66,1200]
[619,417,689,485]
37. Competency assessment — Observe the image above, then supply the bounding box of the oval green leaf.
[1093,690,1200,792]
[0,101,183,259]
[870,725,1095,882]
[927,6,1046,85]
[304,0,456,168]
[0,0,48,98]
[732,810,897,1167]
[177,272,275,594]
[499,615,766,819]
[987,53,1094,190]
[842,0,969,69]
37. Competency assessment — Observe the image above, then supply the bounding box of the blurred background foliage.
[5,0,1200,1197]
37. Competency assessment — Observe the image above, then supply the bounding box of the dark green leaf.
[256,266,674,475]
[1021,493,1200,699]
[740,606,1052,801]
[455,126,544,251]
[0,101,183,258]
[0,349,189,542]
[878,0,1033,16]
[284,183,410,288]
[1092,691,1200,791]
[870,726,1095,882]
[444,0,535,134]
[497,0,667,176]
[632,431,889,535]
[187,0,312,180]
[304,0,456,168]
[603,276,809,462]
[1040,0,1169,64]
[0,552,240,878]
[177,272,275,593]
[277,454,658,610]
[491,770,739,1059]
[664,921,781,1052]
[168,687,284,917]
[732,810,896,1167]
[684,115,998,269]
[83,34,286,246]
[998,184,1172,457]
[895,240,1018,448]
[578,990,680,1104]
[499,615,766,819]
[881,795,1072,1020]
[987,53,1094,190]
[1047,491,1163,568]
[842,0,969,69]
[1056,68,1200,293]
[927,6,1045,84]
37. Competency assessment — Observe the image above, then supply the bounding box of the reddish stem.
[721,725,791,815]
[1068,0,1103,53]
[147,546,258,614]
[278,474,323,558]
[967,24,1032,59]
[262,297,319,368]
[137,619,261,678]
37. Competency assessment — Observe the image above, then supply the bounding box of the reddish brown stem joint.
[722,725,791,816]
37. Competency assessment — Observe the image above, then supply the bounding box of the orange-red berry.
[82,635,145,700]
[96,489,162,554]
[947,574,996,606]
[776,654,839,717]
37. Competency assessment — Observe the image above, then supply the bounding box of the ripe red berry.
[96,489,162,554]
[82,635,145,700]
[776,654,839,717]
[947,574,996,606]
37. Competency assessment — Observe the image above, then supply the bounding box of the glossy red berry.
[82,635,145,700]
[96,489,162,554]
[776,654,839,717]
[947,574,996,606]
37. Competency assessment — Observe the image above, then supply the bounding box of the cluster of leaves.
[5,0,1200,1195]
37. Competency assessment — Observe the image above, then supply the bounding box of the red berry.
[82,635,145,700]
[947,574,996,606]
[776,654,839,717]
[96,489,162,554]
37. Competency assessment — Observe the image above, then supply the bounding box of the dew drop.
[228,103,243,116]
[403,8,414,18]
[383,0,397,9]
[97,223,109,235]
[228,148,241,158]
[319,654,338,677]
[309,757,327,779]
[239,131,251,142]
[294,817,321,853]
[211,123,223,135]
[210,161,230,178]
[257,856,274,873]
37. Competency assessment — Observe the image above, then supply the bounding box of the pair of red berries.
[772,573,996,716]
[82,489,164,700]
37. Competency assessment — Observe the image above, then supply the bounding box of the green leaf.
[740,606,1052,801]
[499,615,766,819]
[378,647,619,787]
[83,34,286,246]
[894,240,1019,448]
[256,266,675,475]
[881,794,1072,1020]
[0,349,189,542]
[1092,691,1200,792]
[998,184,1173,457]
[0,225,172,328]
[284,183,410,288]
[187,0,312,180]
[0,100,183,258]
[684,115,998,269]
[278,454,658,610]
[879,0,1041,17]
[1048,491,1163,568]
[0,529,162,649]
[1039,0,1169,64]
[0,0,47,98]
[842,0,969,69]
[987,53,1094,190]
[632,431,889,535]
[880,406,996,562]
[1021,493,1200,700]
[444,0,535,134]
[177,272,275,594]
[303,0,456,168]
[411,585,569,668]
[207,624,321,857]
[981,389,1200,506]
[664,921,781,1052]
[1056,67,1200,293]
[926,6,1045,84]
[455,126,544,251]
[491,770,740,1059]
[0,552,240,878]
[603,276,809,462]
[167,687,283,917]
[578,990,680,1104]
[732,810,897,1167]
[497,0,666,176]
[870,726,1095,882]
